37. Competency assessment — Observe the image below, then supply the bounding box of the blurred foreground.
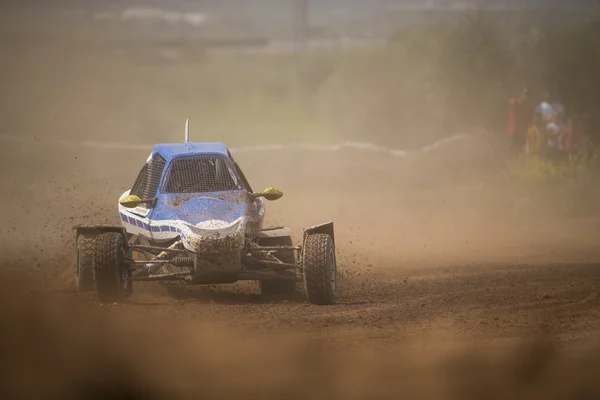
[2,265,600,399]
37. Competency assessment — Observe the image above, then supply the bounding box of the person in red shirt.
[507,87,534,154]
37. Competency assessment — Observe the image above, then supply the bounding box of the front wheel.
[94,232,132,303]
[303,233,337,305]
[75,235,95,292]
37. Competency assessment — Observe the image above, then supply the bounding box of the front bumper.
[178,222,246,282]
[179,219,245,253]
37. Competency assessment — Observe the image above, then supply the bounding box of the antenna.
[184,118,189,143]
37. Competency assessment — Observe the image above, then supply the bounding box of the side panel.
[117,191,180,243]
[128,151,167,218]
[118,207,182,243]
[246,196,265,237]
[228,149,264,236]
[228,150,253,193]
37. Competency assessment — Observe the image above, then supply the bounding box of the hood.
[152,191,249,228]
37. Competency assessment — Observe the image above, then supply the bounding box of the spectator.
[547,121,562,149]
[571,117,594,157]
[526,115,542,155]
[552,96,565,124]
[562,117,573,153]
[545,118,565,161]
[507,87,533,154]
[535,91,554,123]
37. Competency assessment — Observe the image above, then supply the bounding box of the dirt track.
[74,261,600,346]
[2,138,600,398]
[2,13,600,397]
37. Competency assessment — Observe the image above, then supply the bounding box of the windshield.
[162,154,243,194]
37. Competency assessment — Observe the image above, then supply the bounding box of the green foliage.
[509,148,600,216]
[5,8,600,150]
[511,150,597,185]
[437,10,512,128]
[317,7,600,146]
[388,7,600,140]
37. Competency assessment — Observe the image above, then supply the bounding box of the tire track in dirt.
[50,261,599,346]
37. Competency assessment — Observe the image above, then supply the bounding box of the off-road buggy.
[74,122,337,305]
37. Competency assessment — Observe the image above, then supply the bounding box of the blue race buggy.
[74,122,337,305]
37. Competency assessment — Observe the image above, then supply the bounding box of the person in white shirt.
[535,91,554,123]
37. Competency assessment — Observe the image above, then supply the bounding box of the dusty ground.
[1,10,600,399]
[1,136,600,398]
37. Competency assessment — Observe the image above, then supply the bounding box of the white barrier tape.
[421,134,467,152]
[0,133,467,157]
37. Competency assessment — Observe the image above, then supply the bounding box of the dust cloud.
[1,5,600,399]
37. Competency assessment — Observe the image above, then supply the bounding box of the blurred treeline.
[331,7,600,145]
[3,7,600,149]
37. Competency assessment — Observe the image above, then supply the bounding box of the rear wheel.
[303,233,337,305]
[75,235,95,292]
[94,232,132,303]
[257,236,296,300]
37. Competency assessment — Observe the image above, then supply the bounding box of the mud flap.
[74,225,128,243]
[303,222,334,245]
